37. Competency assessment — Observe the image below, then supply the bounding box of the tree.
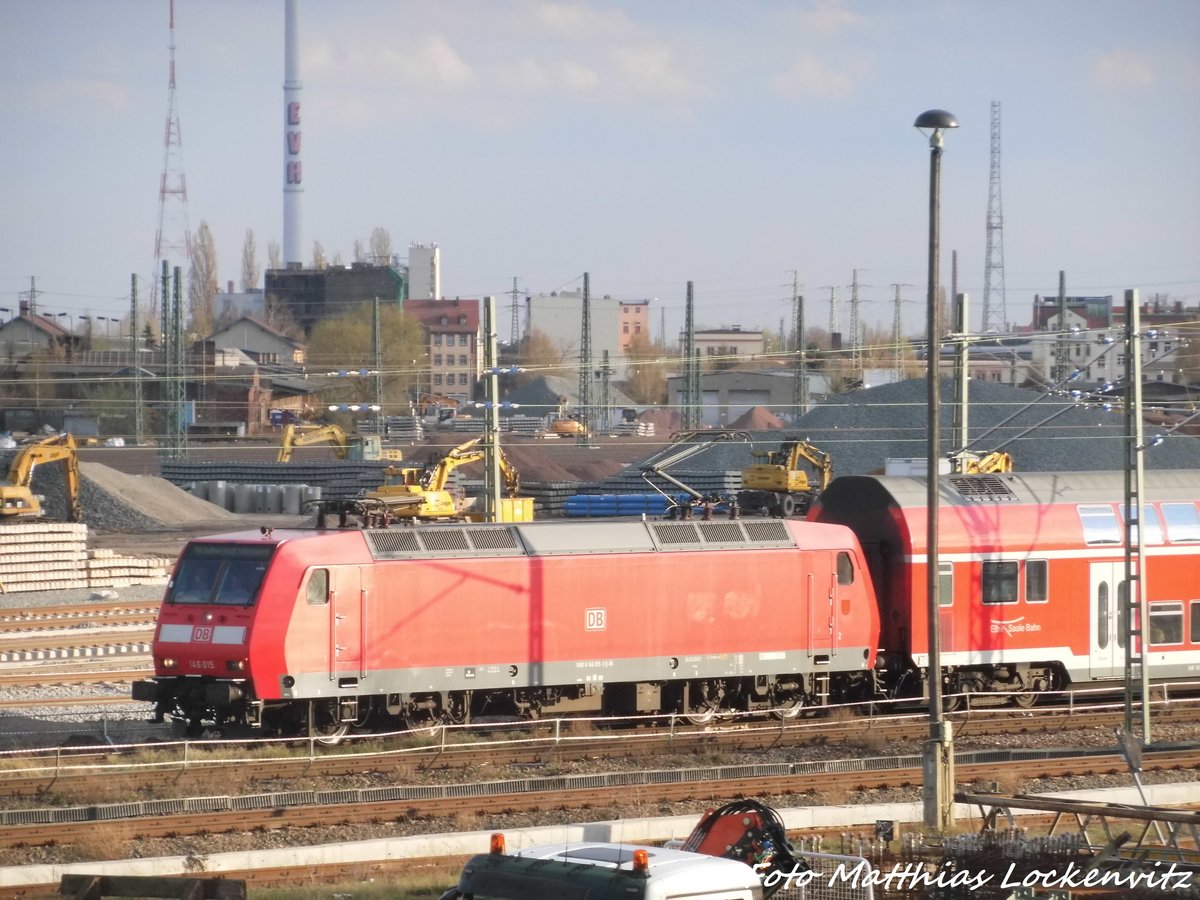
[267,240,283,271]
[187,221,219,337]
[240,229,259,291]
[369,227,393,264]
[311,240,327,270]
[305,302,425,412]
[622,332,667,404]
[353,239,365,263]
[264,294,303,339]
[514,328,572,386]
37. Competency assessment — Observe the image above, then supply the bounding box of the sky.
[2,0,1198,344]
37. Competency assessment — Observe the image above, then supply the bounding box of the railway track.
[2,747,1197,851]
[0,666,148,689]
[0,601,160,630]
[1,703,1196,797]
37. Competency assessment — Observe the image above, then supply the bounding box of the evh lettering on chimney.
[287,102,302,184]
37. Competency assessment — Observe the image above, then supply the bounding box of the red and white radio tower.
[149,0,193,326]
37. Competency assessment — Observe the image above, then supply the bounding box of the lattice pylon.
[149,0,193,326]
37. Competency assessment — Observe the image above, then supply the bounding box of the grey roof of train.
[603,378,1200,486]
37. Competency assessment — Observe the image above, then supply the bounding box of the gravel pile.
[0,453,237,529]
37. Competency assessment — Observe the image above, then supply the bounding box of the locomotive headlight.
[282,675,295,688]
[161,657,177,669]
[226,659,246,672]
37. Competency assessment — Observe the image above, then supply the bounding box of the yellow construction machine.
[276,424,404,463]
[0,433,82,522]
[949,449,1015,475]
[363,436,528,521]
[737,438,832,518]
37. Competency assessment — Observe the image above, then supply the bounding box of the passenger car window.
[1078,505,1120,545]
[1025,559,1048,603]
[981,560,1018,605]
[1149,602,1184,646]
[1163,503,1200,542]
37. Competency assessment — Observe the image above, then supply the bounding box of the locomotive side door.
[329,567,363,681]
[806,551,835,659]
[1088,562,1124,679]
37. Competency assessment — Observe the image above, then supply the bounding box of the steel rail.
[1,750,1197,851]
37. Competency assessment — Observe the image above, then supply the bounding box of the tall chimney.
[283,0,303,266]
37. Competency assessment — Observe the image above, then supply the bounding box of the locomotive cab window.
[1163,503,1200,542]
[1079,505,1121,545]
[1149,602,1184,646]
[167,543,273,606]
[981,560,1018,605]
[1026,559,1048,604]
[836,551,855,585]
[306,569,329,605]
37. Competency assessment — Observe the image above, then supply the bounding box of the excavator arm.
[949,449,1014,474]
[1,433,82,522]
[422,437,486,491]
[786,440,833,491]
[277,424,351,462]
[497,449,520,496]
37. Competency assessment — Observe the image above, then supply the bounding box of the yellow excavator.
[949,449,1015,475]
[276,424,404,463]
[0,433,82,522]
[737,438,833,518]
[363,436,525,521]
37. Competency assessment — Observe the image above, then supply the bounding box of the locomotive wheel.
[770,694,807,720]
[684,702,723,726]
[309,700,350,746]
[1010,689,1038,709]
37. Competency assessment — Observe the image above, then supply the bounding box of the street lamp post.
[56,312,75,332]
[915,108,958,833]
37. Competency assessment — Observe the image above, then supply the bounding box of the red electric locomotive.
[811,469,1200,706]
[133,517,879,738]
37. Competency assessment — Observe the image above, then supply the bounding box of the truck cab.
[442,838,764,900]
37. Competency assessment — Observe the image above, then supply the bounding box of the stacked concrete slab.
[0,522,170,594]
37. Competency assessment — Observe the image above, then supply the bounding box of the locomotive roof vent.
[366,525,522,559]
[650,518,794,551]
[947,474,1019,502]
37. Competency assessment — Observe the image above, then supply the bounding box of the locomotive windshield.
[168,543,274,606]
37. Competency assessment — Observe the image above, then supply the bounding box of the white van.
[441,838,764,900]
